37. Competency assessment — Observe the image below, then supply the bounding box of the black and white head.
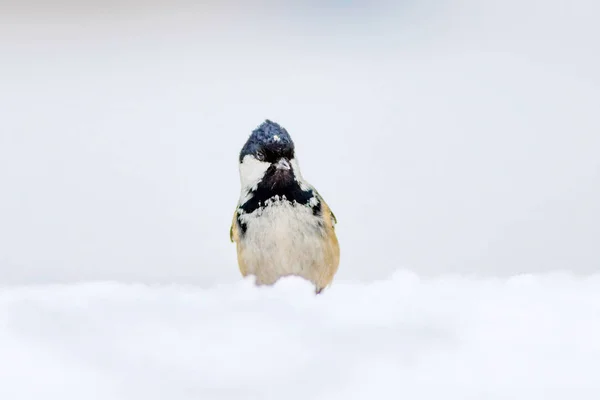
[239,120,305,191]
[237,120,316,209]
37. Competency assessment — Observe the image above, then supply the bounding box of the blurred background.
[0,0,598,286]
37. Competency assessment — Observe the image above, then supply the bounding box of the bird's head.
[238,119,302,192]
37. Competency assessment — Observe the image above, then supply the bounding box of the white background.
[1,0,599,285]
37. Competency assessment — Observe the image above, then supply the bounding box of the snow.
[2,272,600,400]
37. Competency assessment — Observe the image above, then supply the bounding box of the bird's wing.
[312,188,337,229]
[321,199,337,230]
[330,210,338,227]
[230,209,239,243]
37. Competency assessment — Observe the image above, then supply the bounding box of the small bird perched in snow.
[230,119,340,294]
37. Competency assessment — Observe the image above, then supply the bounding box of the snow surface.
[2,272,600,400]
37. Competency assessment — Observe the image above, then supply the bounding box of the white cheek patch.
[290,158,311,191]
[239,155,269,192]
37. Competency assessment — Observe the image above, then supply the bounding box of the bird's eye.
[256,151,265,161]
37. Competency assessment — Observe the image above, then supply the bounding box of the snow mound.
[1,271,600,400]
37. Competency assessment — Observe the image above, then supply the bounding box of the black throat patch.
[237,167,322,234]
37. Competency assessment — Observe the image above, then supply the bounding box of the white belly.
[237,199,331,287]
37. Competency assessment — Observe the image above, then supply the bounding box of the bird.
[230,119,340,294]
